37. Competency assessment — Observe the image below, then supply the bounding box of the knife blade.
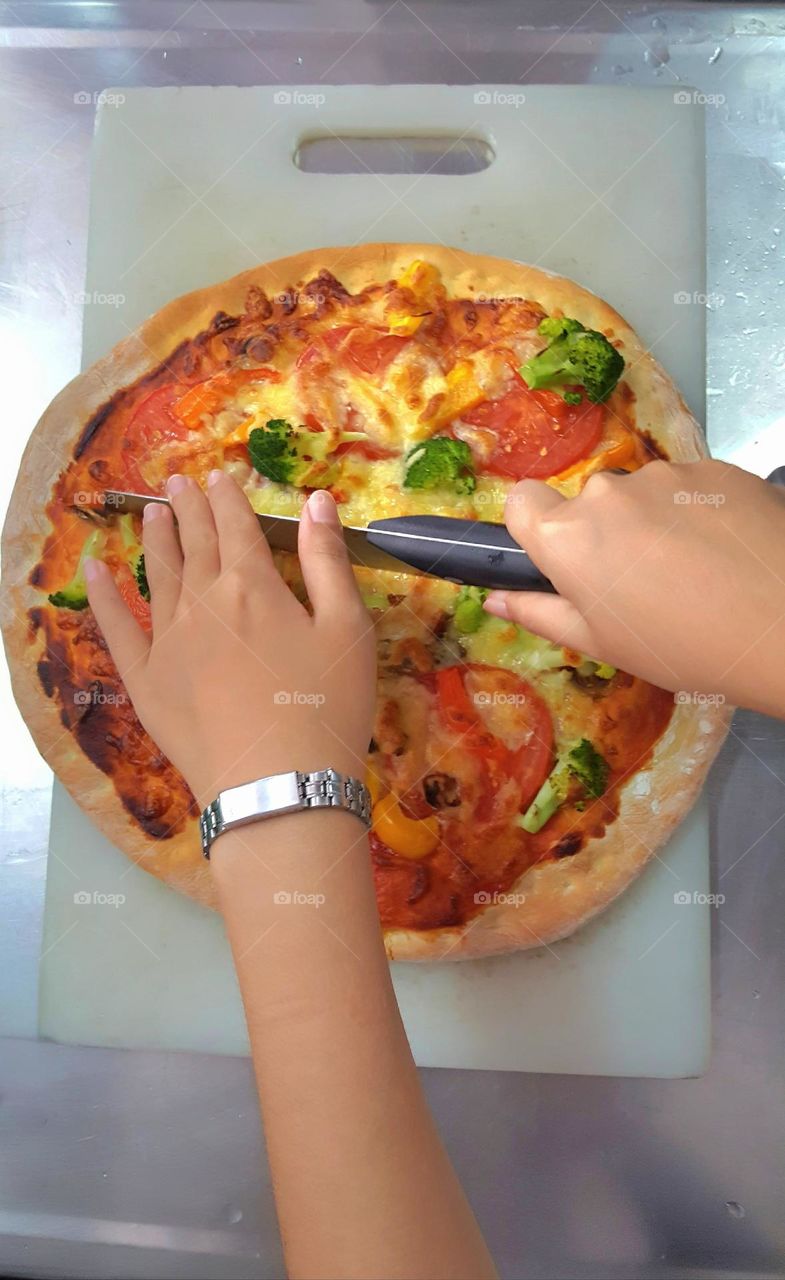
[93,490,555,593]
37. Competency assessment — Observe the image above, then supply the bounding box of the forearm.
[211,812,497,1280]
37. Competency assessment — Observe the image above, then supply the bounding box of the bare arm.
[85,474,497,1280]
[213,812,495,1280]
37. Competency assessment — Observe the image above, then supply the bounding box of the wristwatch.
[199,767,372,859]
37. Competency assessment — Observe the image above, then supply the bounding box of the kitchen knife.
[92,490,556,593]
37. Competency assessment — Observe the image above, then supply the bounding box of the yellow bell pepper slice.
[386,259,445,335]
[421,361,486,433]
[372,793,440,860]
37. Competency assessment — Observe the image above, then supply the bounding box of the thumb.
[298,490,366,622]
[504,479,568,567]
[484,589,597,655]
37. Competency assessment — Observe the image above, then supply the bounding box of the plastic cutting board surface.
[39,84,710,1075]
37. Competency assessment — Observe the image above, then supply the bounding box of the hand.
[485,459,785,717]
[85,474,376,810]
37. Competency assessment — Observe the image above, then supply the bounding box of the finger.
[205,469,276,574]
[85,559,150,686]
[142,502,182,631]
[484,589,597,655]
[504,479,567,555]
[166,474,220,586]
[298,490,365,623]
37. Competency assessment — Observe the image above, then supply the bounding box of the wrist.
[188,747,370,814]
[199,764,372,865]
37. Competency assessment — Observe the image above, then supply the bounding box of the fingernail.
[143,502,166,523]
[483,591,509,619]
[167,474,188,496]
[207,469,223,487]
[307,489,337,524]
[83,558,102,583]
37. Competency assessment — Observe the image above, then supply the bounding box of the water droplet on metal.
[752,989,761,998]
[709,47,722,64]
[651,16,666,30]
[725,1201,745,1219]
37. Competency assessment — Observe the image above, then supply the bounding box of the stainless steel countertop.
[1,3,784,1277]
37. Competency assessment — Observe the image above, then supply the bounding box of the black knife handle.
[366,515,556,593]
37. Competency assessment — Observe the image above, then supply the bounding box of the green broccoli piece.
[403,437,476,495]
[135,554,150,602]
[517,737,609,835]
[118,513,149,601]
[47,529,103,610]
[520,315,625,405]
[568,738,610,798]
[453,585,488,634]
[537,315,584,340]
[248,418,367,488]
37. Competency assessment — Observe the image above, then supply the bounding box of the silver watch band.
[199,767,372,859]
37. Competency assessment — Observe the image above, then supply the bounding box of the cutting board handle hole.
[294,135,494,175]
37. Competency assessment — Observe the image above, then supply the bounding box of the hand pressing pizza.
[1,245,730,957]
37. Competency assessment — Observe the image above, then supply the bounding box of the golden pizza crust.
[1,244,730,953]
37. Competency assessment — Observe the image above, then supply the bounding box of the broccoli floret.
[135,554,151,602]
[517,737,609,835]
[118,513,149,601]
[403,437,476,495]
[453,585,488,634]
[568,738,609,798]
[520,315,625,404]
[248,418,367,488]
[47,529,103,610]
[537,315,584,340]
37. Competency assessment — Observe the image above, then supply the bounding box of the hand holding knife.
[90,489,557,594]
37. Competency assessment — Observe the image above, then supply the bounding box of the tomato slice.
[463,380,605,479]
[322,325,408,376]
[125,385,188,448]
[333,437,398,461]
[435,664,553,812]
[119,385,189,490]
[116,570,152,633]
[436,665,509,768]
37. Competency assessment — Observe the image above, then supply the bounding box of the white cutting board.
[39,85,710,1076]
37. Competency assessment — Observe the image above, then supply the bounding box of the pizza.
[1,244,730,960]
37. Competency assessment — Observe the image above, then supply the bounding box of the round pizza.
[1,244,730,959]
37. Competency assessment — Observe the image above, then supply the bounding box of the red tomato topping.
[125,385,188,449]
[116,570,152,633]
[322,325,409,376]
[333,437,398,461]
[435,664,554,812]
[463,380,605,479]
[120,385,188,490]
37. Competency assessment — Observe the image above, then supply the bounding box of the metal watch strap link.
[199,767,372,859]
